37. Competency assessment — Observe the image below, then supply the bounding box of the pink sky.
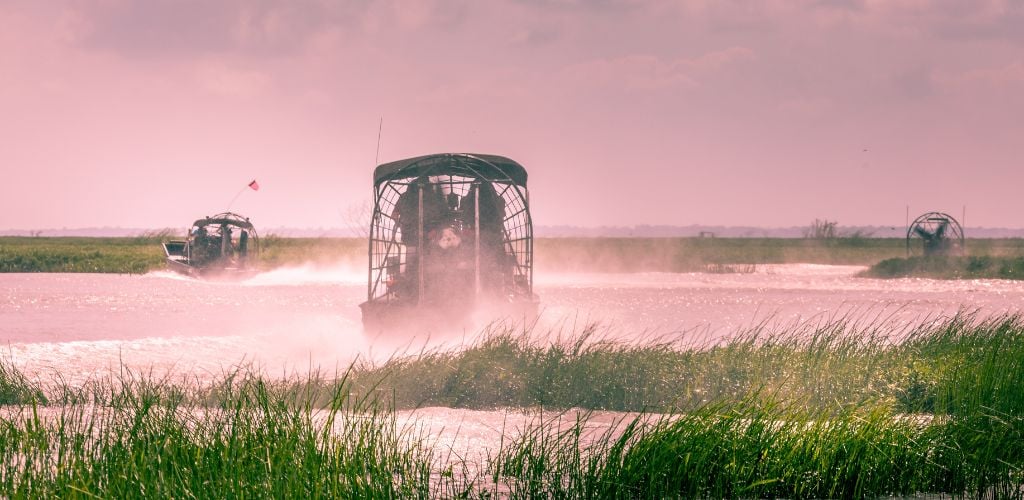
[1,0,1022,231]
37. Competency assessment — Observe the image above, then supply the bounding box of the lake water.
[4,263,1024,469]
[3,263,1024,381]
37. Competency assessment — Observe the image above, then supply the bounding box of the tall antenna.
[905,205,910,257]
[227,181,253,211]
[375,117,383,166]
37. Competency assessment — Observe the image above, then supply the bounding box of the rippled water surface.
[3,264,1024,380]
[6,264,1024,463]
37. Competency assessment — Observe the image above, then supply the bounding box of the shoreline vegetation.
[3,235,1024,276]
[0,235,365,274]
[863,255,1024,280]
[1,314,1023,496]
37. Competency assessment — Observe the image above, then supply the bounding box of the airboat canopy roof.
[373,153,528,187]
[191,212,255,231]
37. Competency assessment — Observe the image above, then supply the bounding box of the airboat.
[360,153,538,331]
[907,211,965,257]
[162,212,260,278]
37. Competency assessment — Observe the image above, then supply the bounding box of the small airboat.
[360,153,538,330]
[162,212,260,278]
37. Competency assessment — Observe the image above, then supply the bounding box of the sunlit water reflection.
[2,264,1024,381]
[5,264,1024,472]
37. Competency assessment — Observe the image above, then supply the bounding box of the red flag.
[248,179,260,191]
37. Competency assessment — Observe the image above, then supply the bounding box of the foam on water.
[240,263,365,286]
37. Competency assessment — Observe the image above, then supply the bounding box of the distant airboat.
[360,153,538,330]
[162,212,260,278]
[907,211,964,257]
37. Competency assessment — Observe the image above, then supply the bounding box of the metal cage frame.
[186,212,260,267]
[906,211,965,257]
[364,154,534,310]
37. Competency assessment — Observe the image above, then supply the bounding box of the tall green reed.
[0,366,472,498]
[0,357,47,405]
[2,313,1023,497]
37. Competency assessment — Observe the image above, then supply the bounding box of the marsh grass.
[703,263,757,274]
[488,399,1023,498]
[865,255,1024,280]
[0,366,474,498]
[0,237,166,273]
[0,358,47,405]
[9,236,1024,274]
[0,236,365,274]
[534,237,913,273]
[257,236,365,269]
[2,313,1023,496]
[346,313,1015,415]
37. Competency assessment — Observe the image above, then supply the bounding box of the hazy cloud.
[938,61,1024,90]
[193,60,270,98]
[867,0,1024,44]
[66,0,368,58]
[508,26,560,46]
[890,65,936,100]
[3,0,1024,229]
[559,48,755,92]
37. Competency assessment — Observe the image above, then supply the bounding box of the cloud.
[938,61,1024,90]
[64,0,368,58]
[776,96,834,117]
[358,0,470,36]
[414,67,533,104]
[558,47,755,93]
[388,0,468,30]
[510,0,651,12]
[508,26,560,46]
[858,0,1024,44]
[193,60,270,98]
[813,0,866,11]
[890,65,936,100]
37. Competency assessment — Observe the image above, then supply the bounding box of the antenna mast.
[375,117,383,166]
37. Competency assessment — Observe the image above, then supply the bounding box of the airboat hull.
[164,256,200,278]
[164,259,259,280]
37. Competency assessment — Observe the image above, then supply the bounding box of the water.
[4,263,1024,472]
[3,264,1024,381]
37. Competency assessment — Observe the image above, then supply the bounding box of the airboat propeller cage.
[366,153,534,308]
[162,211,260,278]
[191,212,260,258]
[906,211,964,257]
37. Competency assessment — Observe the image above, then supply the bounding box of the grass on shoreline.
[1,313,1023,497]
[864,255,1024,280]
[345,312,1024,416]
[5,235,1024,275]
[0,236,364,274]
[0,236,166,274]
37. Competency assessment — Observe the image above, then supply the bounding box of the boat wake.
[241,263,364,286]
[145,262,364,286]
